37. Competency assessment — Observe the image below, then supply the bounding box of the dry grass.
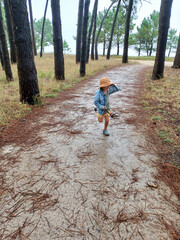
[141,66,180,199]
[0,54,120,128]
[142,67,180,148]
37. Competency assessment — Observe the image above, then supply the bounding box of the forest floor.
[0,63,180,239]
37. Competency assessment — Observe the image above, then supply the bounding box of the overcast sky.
[30,0,180,56]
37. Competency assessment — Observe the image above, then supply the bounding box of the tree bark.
[80,0,90,77]
[0,41,4,70]
[152,0,173,80]
[0,3,13,81]
[86,0,96,63]
[91,0,98,60]
[8,0,40,104]
[122,0,133,63]
[95,0,117,60]
[103,36,106,56]
[51,0,65,80]
[107,0,121,60]
[28,0,37,56]
[76,0,84,63]
[168,46,171,57]
[172,33,180,68]
[4,0,16,63]
[40,0,49,57]
[117,39,119,55]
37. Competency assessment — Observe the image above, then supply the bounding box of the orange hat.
[99,77,114,88]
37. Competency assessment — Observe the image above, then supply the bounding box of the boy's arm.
[94,91,104,110]
[109,85,120,95]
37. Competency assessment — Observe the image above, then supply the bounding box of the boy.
[94,77,119,136]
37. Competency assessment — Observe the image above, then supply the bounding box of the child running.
[94,77,119,136]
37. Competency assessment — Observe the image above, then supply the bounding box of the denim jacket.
[94,85,119,115]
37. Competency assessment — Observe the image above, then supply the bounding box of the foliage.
[96,2,136,55]
[132,10,159,56]
[166,28,179,57]
[63,40,71,53]
[33,17,53,51]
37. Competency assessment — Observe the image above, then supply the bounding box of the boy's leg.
[104,116,109,130]
[98,116,103,123]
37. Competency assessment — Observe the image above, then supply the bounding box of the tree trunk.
[8,0,40,104]
[28,0,37,56]
[86,0,96,63]
[152,0,173,80]
[51,0,65,80]
[117,39,119,55]
[172,33,180,68]
[80,0,90,77]
[4,0,16,63]
[91,0,98,60]
[103,36,106,56]
[76,0,84,63]
[138,48,140,56]
[122,0,133,63]
[95,0,117,60]
[40,0,49,57]
[0,3,13,81]
[107,0,121,60]
[168,46,171,57]
[0,41,4,70]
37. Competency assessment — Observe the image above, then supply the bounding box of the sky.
[30,0,180,56]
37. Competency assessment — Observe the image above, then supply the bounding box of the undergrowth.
[141,66,180,199]
[142,67,180,150]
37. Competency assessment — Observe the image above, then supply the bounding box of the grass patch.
[0,54,121,127]
[142,66,180,148]
[151,115,163,121]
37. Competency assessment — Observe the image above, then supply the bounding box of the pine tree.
[51,0,65,80]
[8,0,40,104]
[152,0,173,80]
[0,3,13,81]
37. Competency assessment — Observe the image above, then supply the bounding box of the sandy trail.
[0,64,179,240]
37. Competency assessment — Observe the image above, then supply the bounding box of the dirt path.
[0,64,179,239]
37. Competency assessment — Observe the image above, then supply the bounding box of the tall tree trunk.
[0,41,5,70]
[8,0,40,104]
[86,0,96,63]
[152,0,173,80]
[0,3,13,81]
[28,0,37,56]
[4,0,16,63]
[107,0,121,60]
[172,33,180,68]
[51,0,65,80]
[103,36,106,56]
[80,0,90,77]
[122,0,133,63]
[91,0,98,60]
[117,39,119,55]
[40,0,49,57]
[76,0,84,63]
[138,47,140,56]
[95,0,117,60]
[149,44,153,56]
[168,46,171,57]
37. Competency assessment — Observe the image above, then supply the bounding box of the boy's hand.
[103,106,106,109]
